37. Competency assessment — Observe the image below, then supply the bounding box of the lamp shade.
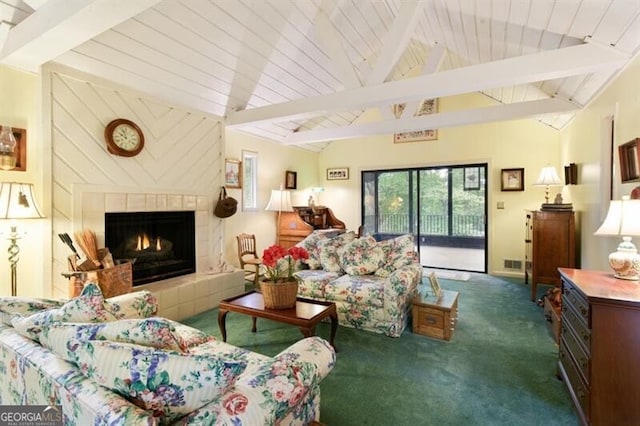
[534,165,562,186]
[594,196,640,236]
[265,189,293,212]
[0,182,44,219]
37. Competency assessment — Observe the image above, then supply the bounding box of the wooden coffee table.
[218,290,338,351]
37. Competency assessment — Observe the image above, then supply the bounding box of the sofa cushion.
[318,232,356,272]
[39,318,185,362]
[294,270,342,299]
[339,236,384,275]
[74,340,247,423]
[296,231,330,269]
[11,283,117,342]
[324,274,385,308]
[375,234,418,277]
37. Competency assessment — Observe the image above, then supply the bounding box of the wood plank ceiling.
[1,0,639,152]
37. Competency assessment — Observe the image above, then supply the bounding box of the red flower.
[261,245,309,282]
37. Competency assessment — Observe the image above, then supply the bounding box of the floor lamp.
[0,182,44,296]
[265,186,293,245]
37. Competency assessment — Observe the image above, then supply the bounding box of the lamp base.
[608,239,640,281]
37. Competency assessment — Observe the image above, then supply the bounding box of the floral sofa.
[0,283,335,425]
[295,232,422,337]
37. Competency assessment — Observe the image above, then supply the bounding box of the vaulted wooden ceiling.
[1,0,638,152]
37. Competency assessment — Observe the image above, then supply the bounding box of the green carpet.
[181,274,578,425]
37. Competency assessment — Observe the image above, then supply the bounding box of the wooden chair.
[236,233,262,287]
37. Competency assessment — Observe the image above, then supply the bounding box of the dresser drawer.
[414,306,445,339]
[560,340,590,421]
[562,279,589,325]
[561,301,591,351]
[561,320,590,384]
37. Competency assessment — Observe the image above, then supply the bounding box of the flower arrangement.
[262,245,309,283]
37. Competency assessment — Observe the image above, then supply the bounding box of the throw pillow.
[296,231,330,269]
[0,296,64,326]
[11,283,116,342]
[318,231,356,272]
[339,236,384,275]
[104,290,159,319]
[74,340,247,423]
[39,318,185,363]
[375,234,417,277]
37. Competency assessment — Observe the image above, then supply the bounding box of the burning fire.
[136,233,162,251]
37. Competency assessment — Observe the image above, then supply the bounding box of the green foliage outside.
[363,167,486,237]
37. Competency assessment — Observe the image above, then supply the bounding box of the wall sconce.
[564,163,578,185]
[0,126,18,171]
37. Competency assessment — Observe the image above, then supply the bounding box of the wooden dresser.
[278,206,346,248]
[557,268,640,425]
[525,210,576,301]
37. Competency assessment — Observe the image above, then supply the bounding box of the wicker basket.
[260,280,298,309]
[65,262,133,298]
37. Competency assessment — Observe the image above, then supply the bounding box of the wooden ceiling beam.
[283,98,578,145]
[0,0,161,71]
[227,43,627,128]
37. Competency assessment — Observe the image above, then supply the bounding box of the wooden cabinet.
[278,206,346,248]
[412,290,459,341]
[525,211,576,301]
[558,268,640,425]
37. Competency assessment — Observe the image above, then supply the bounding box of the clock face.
[112,124,140,150]
[105,119,144,157]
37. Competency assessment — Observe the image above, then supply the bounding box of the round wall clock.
[104,118,144,157]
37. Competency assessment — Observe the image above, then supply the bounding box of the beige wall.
[0,66,45,297]
[561,54,640,272]
[318,92,562,276]
[223,130,318,266]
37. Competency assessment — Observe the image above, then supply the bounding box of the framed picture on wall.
[224,158,242,188]
[285,170,297,189]
[327,167,349,180]
[501,168,524,191]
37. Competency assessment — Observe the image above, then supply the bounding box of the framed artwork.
[618,138,640,183]
[428,271,442,299]
[327,167,349,180]
[501,168,524,191]
[393,99,438,143]
[224,158,242,188]
[242,151,258,211]
[285,170,297,189]
[463,167,480,190]
[0,125,27,171]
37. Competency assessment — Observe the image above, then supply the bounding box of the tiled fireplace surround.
[76,187,244,321]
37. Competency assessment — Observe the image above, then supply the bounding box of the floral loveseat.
[0,283,335,425]
[295,232,422,337]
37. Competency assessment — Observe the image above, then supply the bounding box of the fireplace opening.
[105,211,196,286]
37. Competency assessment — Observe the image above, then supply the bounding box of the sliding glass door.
[362,164,487,272]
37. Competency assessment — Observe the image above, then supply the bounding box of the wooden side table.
[412,289,459,341]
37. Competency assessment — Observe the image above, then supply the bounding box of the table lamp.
[533,165,562,205]
[594,195,640,280]
[0,182,45,296]
[265,186,293,245]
